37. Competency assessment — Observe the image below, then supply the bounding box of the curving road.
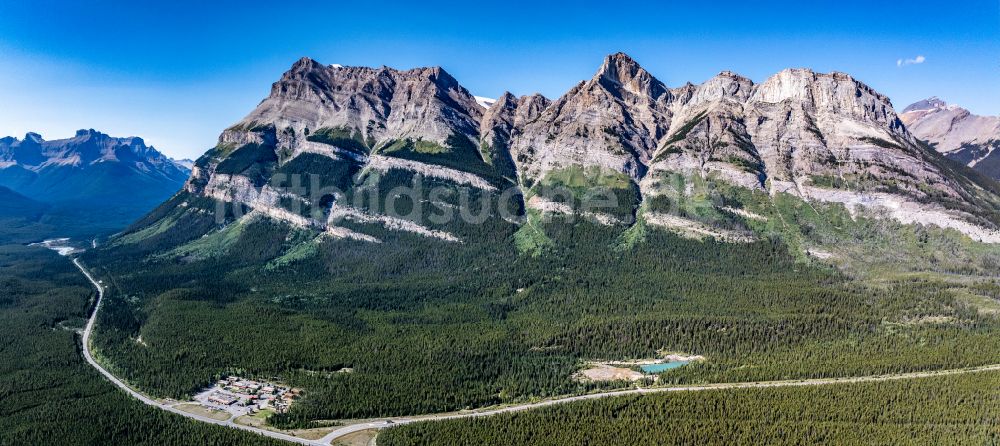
[74,258,326,446]
[72,257,1000,445]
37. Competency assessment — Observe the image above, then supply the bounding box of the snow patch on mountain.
[474,96,497,109]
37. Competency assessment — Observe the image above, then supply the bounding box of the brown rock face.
[188,54,1000,241]
[242,57,483,151]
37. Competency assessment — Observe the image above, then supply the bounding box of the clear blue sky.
[1,0,998,159]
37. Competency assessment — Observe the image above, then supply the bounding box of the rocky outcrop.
[901,98,1000,179]
[366,155,497,191]
[524,195,626,226]
[643,212,756,243]
[743,70,965,201]
[479,92,521,180]
[479,92,553,182]
[203,172,446,243]
[645,71,762,193]
[509,53,672,183]
[328,203,460,242]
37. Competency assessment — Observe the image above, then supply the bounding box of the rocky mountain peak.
[594,52,669,101]
[677,71,755,108]
[510,94,551,131]
[494,92,517,107]
[24,132,43,144]
[752,68,824,103]
[418,66,460,91]
[75,128,101,138]
[751,68,904,135]
[477,92,546,146]
[507,53,673,183]
[289,56,324,73]
[481,92,518,127]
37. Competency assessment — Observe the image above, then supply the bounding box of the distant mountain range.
[901,97,1000,180]
[0,129,190,240]
[174,158,195,169]
[0,129,190,203]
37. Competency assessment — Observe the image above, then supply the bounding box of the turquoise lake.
[640,361,690,374]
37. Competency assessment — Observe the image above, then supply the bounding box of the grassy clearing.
[539,165,632,193]
[514,210,555,256]
[235,409,274,427]
[266,234,323,270]
[307,127,371,155]
[174,403,232,421]
[380,138,448,155]
[332,429,378,446]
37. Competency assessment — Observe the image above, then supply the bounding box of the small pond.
[639,361,690,374]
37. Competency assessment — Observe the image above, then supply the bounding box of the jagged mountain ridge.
[462,55,989,234]
[155,53,1000,248]
[234,57,483,155]
[901,97,1000,180]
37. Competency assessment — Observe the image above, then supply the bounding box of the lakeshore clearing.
[576,363,645,382]
[576,353,706,382]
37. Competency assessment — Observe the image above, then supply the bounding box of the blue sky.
[1,0,998,159]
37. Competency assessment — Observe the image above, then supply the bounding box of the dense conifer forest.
[379,371,1000,445]
[0,245,286,445]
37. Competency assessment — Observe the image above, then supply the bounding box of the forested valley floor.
[0,245,286,445]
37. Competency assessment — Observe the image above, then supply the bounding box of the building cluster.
[205,376,300,413]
